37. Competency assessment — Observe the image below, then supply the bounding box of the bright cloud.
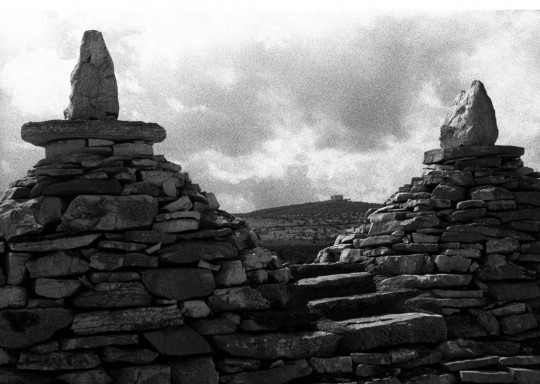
[1,10,540,212]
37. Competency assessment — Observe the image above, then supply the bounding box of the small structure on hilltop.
[330,195,344,202]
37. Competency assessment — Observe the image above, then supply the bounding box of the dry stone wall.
[310,84,540,383]
[0,120,300,384]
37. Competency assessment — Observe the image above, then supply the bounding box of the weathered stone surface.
[214,260,247,286]
[309,356,353,374]
[71,305,183,334]
[213,331,341,359]
[34,278,82,299]
[293,272,375,302]
[56,368,112,384]
[0,197,64,240]
[5,252,31,285]
[102,346,159,364]
[60,333,138,350]
[0,308,73,348]
[318,313,446,352]
[179,300,212,318]
[378,274,472,291]
[161,196,193,213]
[168,356,219,384]
[121,181,161,197]
[240,247,275,270]
[471,186,513,201]
[141,268,215,301]
[368,215,439,236]
[0,286,26,308]
[0,367,52,383]
[500,313,538,335]
[446,208,486,223]
[424,145,524,165]
[457,199,487,210]
[487,282,540,301]
[144,326,212,356]
[113,142,153,157]
[220,359,312,384]
[515,192,540,206]
[61,195,157,231]
[26,251,89,278]
[435,254,471,273]
[486,237,520,254]
[17,351,100,370]
[45,139,87,158]
[432,182,466,201]
[216,357,261,374]
[111,365,171,384]
[73,281,152,308]
[89,251,158,271]
[459,370,513,383]
[97,240,146,252]
[192,318,237,335]
[508,368,540,384]
[158,241,238,263]
[209,286,270,312]
[439,81,497,148]
[376,254,427,275]
[9,233,100,252]
[152,218,199,233]
[123,230,176,244]
[42,179,122,197]
[441,356,499,371]
[64,30,118,120]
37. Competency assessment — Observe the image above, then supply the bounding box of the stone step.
[317,312,447,353]
[307,290,422,320]
[288,262,369,280]
[290,272,375,303]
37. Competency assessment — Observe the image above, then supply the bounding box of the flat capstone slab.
[318,312,447,353]
[423,145,524,165]
[21,120,167,146]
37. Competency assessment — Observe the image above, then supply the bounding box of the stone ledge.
[21,120,167,146]
[423,145,524,165]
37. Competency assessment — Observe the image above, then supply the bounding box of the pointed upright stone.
[64,30,119,120]
[440,80,498,148]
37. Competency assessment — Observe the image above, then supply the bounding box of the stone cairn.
[307,80,540,383]
[0,31,294,384]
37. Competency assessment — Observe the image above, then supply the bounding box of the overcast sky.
[1,8,540,212]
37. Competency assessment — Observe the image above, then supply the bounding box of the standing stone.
[64,30,119,120]
[440,80,498,148]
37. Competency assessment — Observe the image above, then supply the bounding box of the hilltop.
[237,199,381,264]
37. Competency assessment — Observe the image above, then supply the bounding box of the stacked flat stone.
[0,118,299,384]
[304,82,540,384]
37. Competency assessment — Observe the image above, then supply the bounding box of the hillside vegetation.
[237,200,380,264]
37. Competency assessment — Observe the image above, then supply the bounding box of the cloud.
[2,10,540,212]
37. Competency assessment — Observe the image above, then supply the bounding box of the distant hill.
[237,200,381,221]
[236,200,381,264]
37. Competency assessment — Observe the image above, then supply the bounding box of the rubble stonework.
[311,82,540,383]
